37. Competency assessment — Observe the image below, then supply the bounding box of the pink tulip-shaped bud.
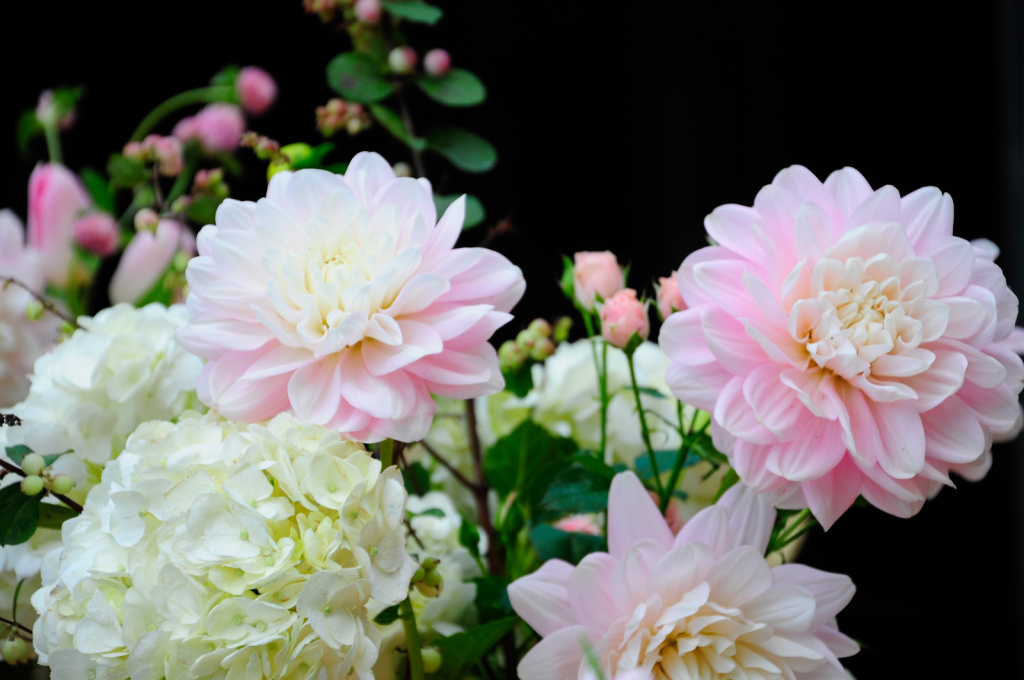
[173,104,246,153]
[388,46,418,75]
[573,250,624,311]
[155,136,184,176]
[554,514,602,536]
[109,220,184,304]
[423,49,452,77]
[600,289,649,349]
[354,0,381,24]
[655,271,686,320]
[27,163,92,287]
[236,66,278,116]
[134,208,160,232]
[72,213,118,257]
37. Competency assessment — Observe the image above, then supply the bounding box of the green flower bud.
[421,557,439,571]
[410,567,426,584]
[21,453,45,476]
[421,648,442,674]
[20,475,44,496]
[515,328,537,349]
[423,569,442,588]
[2,636,30,664]
[498,340,527,373]
[24,300,45,322]
[51,474,75,496]
[530,337,556,362]
[528,318,552,338]
[553,316,573,343]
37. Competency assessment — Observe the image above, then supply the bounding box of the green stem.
[661,401,690,514]
[42,123,62,164]
[130,86,234,141]
[598,340,609,463]
[380,439,394,469]
[627,351,663,499]
[166,151,199,205]
[400,597,426,680]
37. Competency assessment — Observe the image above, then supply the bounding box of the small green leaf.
[326,52,394,103]
[107,154,150,188]
[425,127,497,173]
[634,450,683,481]
[636,386,667,399]
[530,525,606,565]
[381,0,443,24]
[0,484,42,546]
[433,194,485,229]
[368,103,426,150]
[38,503,78,529]
[16,110,42,156]
[539,454,616,519]
[430,616,519,677]
[416,69,486,107]
[80,168,116,214]
[11,578,25,623]
[714,468,740,501]
[186,195,224,226]
[623,331,644,357]
[411,508,446,519]
[291,143,336,170]
[501,364,534,399]
[458,516,481,560]
[483,421,576,508]
[42,452,66,467]
[5,445,32,465]
[374,603,402,625]
[560,254,575,300]
[402,461,431,495]
[471,575,512,623]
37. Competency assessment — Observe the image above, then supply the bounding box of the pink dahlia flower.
[178,153,525,442]
[509,472,857,680]
[660,166,1024,528]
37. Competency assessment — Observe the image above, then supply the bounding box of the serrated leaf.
[432,194,485,229]
[107,154,149,188]
[38,503,78,529]
[416,69,486,107]
[5,445,32,465]
[429,616,518,677]
[0,484,41,546]
[530,525,606,565]
[373,603,402,625]
[483,421,576,508]
[326,52,394,103]
[368,103,426,150]
[425,127,497,173]
[80,168,116,214]
[381,0,443,24]
[16,110,43,156]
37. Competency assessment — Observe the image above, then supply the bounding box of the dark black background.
[1,1,1022,677]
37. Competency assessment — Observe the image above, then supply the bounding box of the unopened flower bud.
[73,213,119,257]
[421,557,439,571]
[134,208,159,232]
[170,196,192,214]
[528,318,552,338]
[20,475,44,496]
[236,66,278,116]
[388,47,417,75]
[573,251,624,311]
[553,316,572,343]
[600,289,650,350]
[1,636,30,665]
[51,475,75,495]
[410,566,426,584]
[498,340,527,372]
[656,271,686,320]
[516,328,537,349]
[421,648,442,674]
[423,568,442,588]
[415,580,443,598]
[392,162,412,178]
[155,137,184,176]
[423,49,452,77]
[354,0,381,24]
[24,300,45,322]
[530,337,555,362]
[122,141,144,160]
[21,453,45,477]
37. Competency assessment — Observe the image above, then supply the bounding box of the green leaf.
[0,484,41,546]
[80,168,116,214]
[458,516,482,560]
[634,450,683,481]
[483,421,576,508]
[432,194,485,229]
[107,154,149,188]
[16,110,42,156]
[411,508,446,519]
[11,578,25,623]
[38,503,78,529]
[402,461,431,495]
[471,575,512,624]
[42,452,66,467]
[368,103,426,150]
[623,331,644,357]
[186,195,224,226]
[4,445,32,466]
[425,127,497,173]
[690,431,727,466]
[530,525,606,565]
[714,468,740,501]
[501,364,533,398]
[430,616,519,677]
[291,143,336,170]
[636,386,667,399]
[210,64,240,88]
[373,603,402,625]
[381,0,443,24]
[560,254,575,300]
[538,454,616,519]
[326,52,394,103]
[324,162,349,175]
[416,69,486,107]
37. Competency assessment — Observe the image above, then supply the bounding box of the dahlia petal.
[895,349,966,411]
[846,185,902,230]
[707,546,773,606]
[443,311,514,352]
[422,195,465,268]
[959,382,1022,433]
[648,543,714,607]
[765,417,846,483]
[745,321,809,370]
[611,540,663,613]
[282,169,345,229]
[405,304,493,342]
[740,584,815,633]
[516,625,588,680]
[937,339,1008,388]
[403,346,490,386]
[567,552,620,637]
[361,321,443,376]
[773,165,844,231]
[870,347,935,378]
[288,355,342,425]
[844,392,925,479]
[507,559,578,637]
[742,364,807,439]
[214,198,257,232]
[898,257,940,299]
[929,237,975,297]
[659,307,716,366]
[677,246,749,308]
[771,564,856,630]
[793,201,833,259]
[703,309,770,375]
[665,361,732,412]
[345,151,397,202]
[942,292,993,340]
[386,273,450,316]
[920,396,985,465]
[215,372,292,422]
[241,345,316,380]
[693,260,758,315]
[369,177,436,231]
[607,471,673,558]
[815,625,860,659]
[742,271,788,328]
[338,348,416,420]
[716,482,776,555]
[715,376,777,445]
[704,204,766,266]
[823,167,873,221]
[900,186,954,251]
[440,249,526,312]
[859,467,928,518]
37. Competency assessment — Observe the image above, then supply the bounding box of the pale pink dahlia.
[660,166,1024,528]
[509,472,857,680]
[178,153,524,442]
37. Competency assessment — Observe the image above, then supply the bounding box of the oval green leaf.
[416,69,486,107]
[433,193,485,229]
[0,485,41,546]
[326,52,394,103]
[381,0,443,24]
[425,127,497,173]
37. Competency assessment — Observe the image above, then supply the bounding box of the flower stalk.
[399,597,426,680]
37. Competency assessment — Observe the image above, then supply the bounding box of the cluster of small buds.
[423,48,452,77]
[388,46,418,75]
[123,135,183,176]
[410,557,444,597]
[35,90,75,130]
[1,636,30,665]
[134,207,160,232]
[72,212,119,257]
[240,131,282,160]
[316,98,372,137]
[499,318,557,372]
[193,168,229,199]
[19,452,75,498]
[303,0,339,20]
[353,0,381,24]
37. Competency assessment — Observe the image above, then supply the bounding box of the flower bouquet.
[0,3,1020,680]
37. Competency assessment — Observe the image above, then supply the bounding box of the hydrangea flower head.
[32,411,417,680]
[660,166,1024,528]
[509,472,857,679]
[179,152,524,442]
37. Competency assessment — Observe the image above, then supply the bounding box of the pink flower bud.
[173,104,245,153]
[155,136,183,176]
[236,66,278,116]
[27,163,92,287]
[656,271,686,320]
[134,208,159,232]
[72,213,118,257]
[388,46,418,75]
[648,492,685,535]
[573,251,624,311]
[122,141,144,160]
[109,220,183,304]
[554,514,602,536]
[423,49,452,77]
[354,0,381,24]
[600,289,649,349]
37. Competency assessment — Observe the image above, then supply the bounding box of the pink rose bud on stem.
[655,271,686,320]
[388,46,418,75]
[423,49,452,77]
[573,250,624,311]
[72,213,118,257]
[354,0,381,24]
[236,66,278,116]
[600,288,649,349]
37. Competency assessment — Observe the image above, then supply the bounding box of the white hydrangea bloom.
[32,411,418,680]
[5,303,203,496]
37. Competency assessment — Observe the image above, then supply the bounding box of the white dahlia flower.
[32,411,418,680]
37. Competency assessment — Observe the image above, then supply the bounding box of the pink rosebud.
[655,270,686,320]
[236,66,278,116]
[553,514,602,536]
[155,136,183,176]
[27,163,92,287]
[423,49,452,77]
[173,104,245,153]
[388,46,418,75]
[353,0,381,24]
[573,250,624,311]
[109,219,183,304]
[600,288,649,349]
[72,213,118,257]
[134,208,159,232]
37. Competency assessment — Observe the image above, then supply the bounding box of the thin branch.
[1,278,77,327]
[0,458,84,514]
[465,399,501,575]
[477,217,515,250]
[404,517,426,551]
[0,613,33,636]
[417,439,479,491]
